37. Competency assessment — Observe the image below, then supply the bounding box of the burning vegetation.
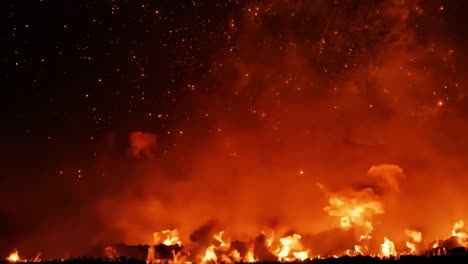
[3,0,468,264]
[6,164,468,264]
[8,165,467,263]
[119,164,466,263]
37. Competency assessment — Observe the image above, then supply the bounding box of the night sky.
[2,0,468,259]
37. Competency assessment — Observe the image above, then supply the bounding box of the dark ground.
[3,255,468,264]
[3,246,467,264]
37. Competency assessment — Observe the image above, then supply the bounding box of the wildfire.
[451,220,468,247]
[201,246,217,264]
[213,231,229,251]
[154,229,182,246]
[274,234,309,261]
[200,230,239,264]
[5,250,42,263]
[139,166,468,264]
[244,249,255,263]
[105,246,117,259]
[325,192,383,232]
[147,229,182,264]
[405,229,422,254]
[12,167,468,263]
[9,218,468,264]
[6,250,20,262]
[380,237,396,257]
[140,220,468,263]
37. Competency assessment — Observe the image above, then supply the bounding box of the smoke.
[128,131,157,158]
[367,164,405,194]
[4,0,468,259]
[92,0,468,253]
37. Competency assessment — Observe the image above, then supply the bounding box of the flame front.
[140,219,468,263]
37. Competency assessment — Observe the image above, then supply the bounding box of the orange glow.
[32,253,42,263]
[213,231,229,250]
[451,220,468,247]
[380,237,396,257]
[6,250,20,262]
[153,229,182,246]
[275,234,309,261]
[201,246,217,264]
[244,248,256,263]
[405,229,422,254]
[9,1,468,262]
[325,191,384,232]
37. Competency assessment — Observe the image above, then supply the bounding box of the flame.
[349,234,372,256]
[405,229,422,254]
[324,189,384,233]
[213,231,229,251]
[380,237,396,257]
[146,244,155,264]
[275,234,309,261]
[451,220,468,247]
[6,250,20,262]
[105,246,118,259]
[244,248,256,263]
[261,230,275,248]
[147,229,182,264]
[292,251,309,261]
[172,250,189,264]
[201,246,217,264]
[138,210,468,262]
[32,253,42,263]
[199,231,236,264]
[228,250,240,262]
[154,229,182,246]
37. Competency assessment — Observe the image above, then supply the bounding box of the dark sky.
[1,0,468,259]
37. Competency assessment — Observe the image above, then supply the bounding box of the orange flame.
[380,237,396,257]
[201,246,217,264]
[405,229,422,254]
[275,234,309,261]
[451,220,468,247]
[6,250,20,262]
[154,229,182,246]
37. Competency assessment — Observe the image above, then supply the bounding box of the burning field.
[3,165,468,263]
[2,0,468,264]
